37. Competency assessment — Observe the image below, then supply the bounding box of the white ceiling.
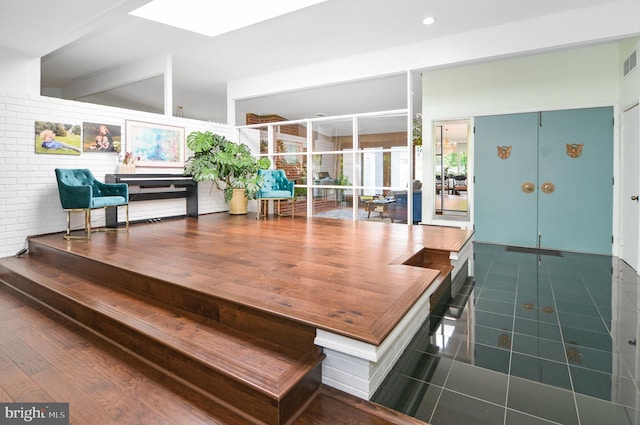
[1,0,634,124]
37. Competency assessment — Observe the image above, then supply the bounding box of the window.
[238,110,411,222]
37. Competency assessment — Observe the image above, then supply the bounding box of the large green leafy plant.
[184,131,271,202]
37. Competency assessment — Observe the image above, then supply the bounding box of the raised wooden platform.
[16,214,472,344]
[0,214,473,424]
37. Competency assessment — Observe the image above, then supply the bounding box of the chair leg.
[64,206,128,240]
[257,199,267,220]
[101,205,129,233]
[256,199,296,219]
[65,210,72,239]
[125,204,129,233]
[258,199,269,219]
[85,209,91,240]
[63,209,91,240]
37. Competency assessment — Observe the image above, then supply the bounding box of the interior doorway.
[434,120,470,218]
[621,103,640,271]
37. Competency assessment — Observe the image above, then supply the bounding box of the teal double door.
[474,107,613,255]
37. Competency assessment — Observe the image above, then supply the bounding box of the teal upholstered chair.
[256,169,295,219]
[54,168,129,239]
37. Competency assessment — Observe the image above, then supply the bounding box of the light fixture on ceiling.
[444,128,456,154]
[422,16,436,26]
[130,0,328,37]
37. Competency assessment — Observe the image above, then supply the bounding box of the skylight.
[130,0,328,37]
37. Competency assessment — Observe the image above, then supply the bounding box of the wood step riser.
[0,265,323,425]
[2,244,325,425]
[27,241,318,355]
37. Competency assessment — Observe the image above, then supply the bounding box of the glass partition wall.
[237,110,415,223]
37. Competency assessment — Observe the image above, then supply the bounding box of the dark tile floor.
[373,243,640,425]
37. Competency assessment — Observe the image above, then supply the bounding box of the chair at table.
[313,171,334,200]
[54,168,129,240]
[453,175,468,194]
[256,169,295,219]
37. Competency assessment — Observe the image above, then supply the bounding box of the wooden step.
[293,385,429,425]
[26,239,320,355]
[0,283,430,425]
[0,255,323,425]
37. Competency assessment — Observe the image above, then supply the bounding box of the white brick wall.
[0,91,238,258]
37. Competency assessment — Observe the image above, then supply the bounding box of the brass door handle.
[541,182,555,194]
[632,195,639,201]
[521,182,535,193]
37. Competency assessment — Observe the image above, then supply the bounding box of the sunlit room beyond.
[434,121,470,219]
[239,111,424,224]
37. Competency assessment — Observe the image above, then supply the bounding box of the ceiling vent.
[624,49,637,77]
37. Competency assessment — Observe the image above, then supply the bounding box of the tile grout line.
[548,261,582,425]
[502,252,518,425]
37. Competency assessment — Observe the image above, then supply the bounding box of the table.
[365,198,394,220]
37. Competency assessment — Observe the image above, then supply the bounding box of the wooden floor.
[0,213,472,424]
[27,213,472,345]
[0,283,426,425]
[0,285,254,425]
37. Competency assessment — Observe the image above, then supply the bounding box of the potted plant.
[334,174,351,204]
[184,131,271,214]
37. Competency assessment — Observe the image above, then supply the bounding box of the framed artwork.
[278,140,303,165]
[126,120,185,167]
[82,122,122,152]
[34,121,82,155]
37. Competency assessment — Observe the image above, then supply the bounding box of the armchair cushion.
[259,189,295,198]
[55,168,128,209]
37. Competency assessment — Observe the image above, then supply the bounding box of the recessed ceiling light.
[130,0,328,37]
[422,16,436,26]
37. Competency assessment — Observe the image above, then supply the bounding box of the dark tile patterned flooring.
[373,243,640,425]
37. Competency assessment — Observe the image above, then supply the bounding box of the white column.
[164,54,173,116]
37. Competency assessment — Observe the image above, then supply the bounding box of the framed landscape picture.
[126,120,184,167]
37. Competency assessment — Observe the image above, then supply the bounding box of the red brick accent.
[246,113,303,137]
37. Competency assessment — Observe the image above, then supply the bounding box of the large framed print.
[126,120,184,167]
[277,140,303,165]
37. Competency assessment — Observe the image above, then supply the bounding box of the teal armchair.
[55,168,129,239]
[256,169,295,219]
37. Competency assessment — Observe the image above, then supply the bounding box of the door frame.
[620,102,640,271]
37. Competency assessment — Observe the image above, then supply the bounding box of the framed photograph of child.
[82,122,122,152]
[35,121,81,155]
